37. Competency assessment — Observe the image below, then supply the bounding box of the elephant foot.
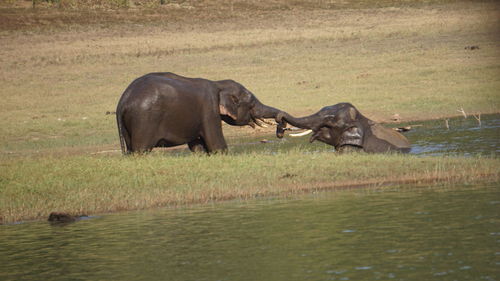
[188,138,208,153]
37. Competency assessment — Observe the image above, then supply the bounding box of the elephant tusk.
[286,127,307,131]
[253,118,268,128]
[259,118,275,126]
[290,129,313,137]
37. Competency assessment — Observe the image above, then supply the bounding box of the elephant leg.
[129,128,157,154]
[201,118,228,153]
[188,138,208,153]
[130,139,155,154]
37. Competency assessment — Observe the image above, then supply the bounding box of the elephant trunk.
[251,98,282,120]
[275,112,322,139]
[275,112,319,130]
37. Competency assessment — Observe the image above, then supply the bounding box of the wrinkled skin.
[116,72,283,154]
[276,103,411,153]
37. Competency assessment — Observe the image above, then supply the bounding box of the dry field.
[1,0,499,154]
[0,0,499,223]
[2,152,499,223]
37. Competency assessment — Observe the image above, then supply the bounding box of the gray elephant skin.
[117,72,282,154]
[276,102,411,153]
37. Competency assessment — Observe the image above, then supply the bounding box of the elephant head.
[216,80,282,127]
[276,103,411,153]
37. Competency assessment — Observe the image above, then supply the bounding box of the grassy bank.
[0,1,499,223]
[1,152,499,224]
[1,0,499,153]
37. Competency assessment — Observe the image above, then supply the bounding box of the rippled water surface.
[1,184,499,281]
[404,114,500,156]
[2,115,499,280]
[227,114,500,156]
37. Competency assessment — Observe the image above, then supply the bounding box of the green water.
[224,114,500,156]
[1,184,499,281]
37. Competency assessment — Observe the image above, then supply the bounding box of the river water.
[1,115,499,281]
[1,185,499,281]
[405,114,500,156]
[228,114,500,156]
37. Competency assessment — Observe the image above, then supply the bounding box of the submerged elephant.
[116,72,283,154]
[276,102,411,153]
[48,212,86,224]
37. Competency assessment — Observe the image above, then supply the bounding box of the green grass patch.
[1,152,498,224]
[0,1,499,223]
[1,1,499,154]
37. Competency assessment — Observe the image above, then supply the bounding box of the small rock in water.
[48,212,82,223]
[393,126,411,132]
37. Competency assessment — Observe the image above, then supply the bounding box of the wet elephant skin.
[116,72,283,154]
[276,102,411,153]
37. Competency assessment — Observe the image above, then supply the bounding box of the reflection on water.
[404,114,500,156]
[227,114,500,156]
[1,184,499,281]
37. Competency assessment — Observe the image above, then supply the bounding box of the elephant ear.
[219,89,238,120]
[309,128,332,143]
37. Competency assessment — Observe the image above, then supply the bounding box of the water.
[227,114,500,156]
[2,115,498,280]
[404,114,500,156]
[1,184,499,281]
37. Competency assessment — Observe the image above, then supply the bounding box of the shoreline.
[3,171,499,225]
[1,0,499,225]
[1,152,499,224]
[2,112,498,158]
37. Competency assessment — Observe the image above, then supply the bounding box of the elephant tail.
[116,112,129,155]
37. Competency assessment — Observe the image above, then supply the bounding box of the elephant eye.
[231,95,239,105]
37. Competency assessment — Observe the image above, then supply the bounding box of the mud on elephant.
[276,103,411,153]
[116,72,284,154]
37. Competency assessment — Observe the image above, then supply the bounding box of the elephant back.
[366,123,411,152]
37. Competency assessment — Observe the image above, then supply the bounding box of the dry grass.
[0,0,478,31]
[1,1,499,153]
[0,1,499,223]
[1,152,499,223]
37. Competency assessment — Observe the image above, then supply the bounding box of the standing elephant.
[276,102,411,153]
[116,72,283,154]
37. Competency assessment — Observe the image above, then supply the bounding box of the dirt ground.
[0,0,474,32]
[1,0,499,156]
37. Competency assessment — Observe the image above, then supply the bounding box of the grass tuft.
[0,1,499,223]
[1,152,498,223]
